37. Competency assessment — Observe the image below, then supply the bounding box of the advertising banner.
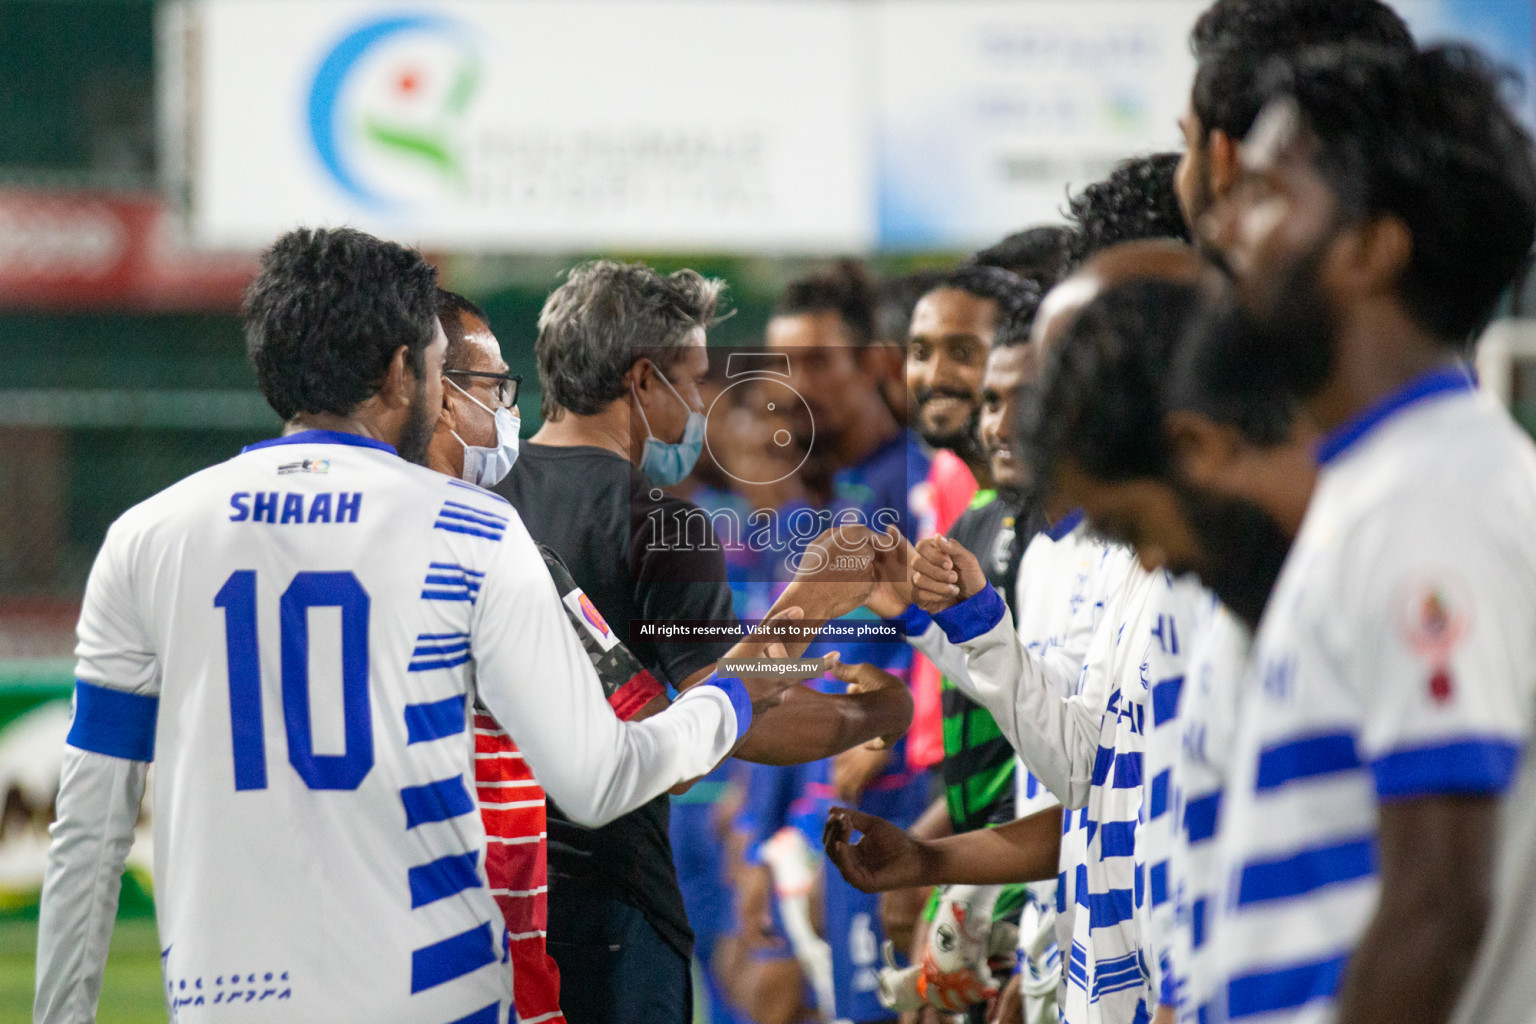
[178,0,873,252]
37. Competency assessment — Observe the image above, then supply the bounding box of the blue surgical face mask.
[632,366,705,487]
[448,377,520,488]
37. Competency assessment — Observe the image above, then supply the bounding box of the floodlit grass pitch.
[0,919,166,1023]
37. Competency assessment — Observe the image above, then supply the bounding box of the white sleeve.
[470,521,743,827]
[960,609,1114,809]
[1339,495,1536,798]
[917,588,1109,809]
[35,747,147,1024]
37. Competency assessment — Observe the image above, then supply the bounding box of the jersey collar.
[1045,507,1085,541]
[242,429,398,456]
[1315,363,1475,466]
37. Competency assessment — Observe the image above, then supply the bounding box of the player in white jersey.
[1201,44,1536,1024]
[824,251,1213,1024]
[34,229,802,1024]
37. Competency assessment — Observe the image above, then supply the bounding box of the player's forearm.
[1333,897,1487,1024]
[758,583,865,658]
[733,683,912,765]
[911,805,1063,887]
[1335,795,1495,1024]
[36,747,146,1024]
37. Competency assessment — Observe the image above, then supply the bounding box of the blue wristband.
[702,675,753,741]
[932,585,1006,645]
[900,604,934,637]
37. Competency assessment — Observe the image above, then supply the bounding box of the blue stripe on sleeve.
[1227,951,1349,1019]
[1371,737,1522,799]
[409,850,483,908]
[701,676,752,741]
[410,922,497,992]
[400,775,475,828]
[1183,791,1220,843]
[900,604,934,637]
[67,680,157,761]
[1236,835,1377,906]
[932,585,1006,645]
[404,695,467,744]
[1255,732,1361,790]
[1151,675,1184,727]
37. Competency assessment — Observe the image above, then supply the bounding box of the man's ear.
[1207,129,1241,199]
[1344,215,1413,298]
[378,345,415,409]
[625,356,654,396]
[1166,409,1241,489]
[436,376,460,432]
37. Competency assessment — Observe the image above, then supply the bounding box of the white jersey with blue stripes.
[1058,567,1206,1024]
[37,431,747,1024]
[1215,370,1536,1024]
[1165,605,1249,1024]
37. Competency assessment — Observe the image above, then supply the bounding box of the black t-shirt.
[496,443,737,958]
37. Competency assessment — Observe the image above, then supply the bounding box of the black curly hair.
[243,227,439,421]
[1258,43,1536,344]
[967,225,1075,289]
[929,263,1043,341]
[1190,0,1413,143]
[1064,154,1191,271]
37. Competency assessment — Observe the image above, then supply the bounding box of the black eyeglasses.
[447,370,521,410]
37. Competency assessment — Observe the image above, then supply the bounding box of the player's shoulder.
[1327,389,1536,546]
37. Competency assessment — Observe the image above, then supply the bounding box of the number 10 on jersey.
[214,570,375,791]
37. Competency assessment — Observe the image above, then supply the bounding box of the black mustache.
[913,387,974,405]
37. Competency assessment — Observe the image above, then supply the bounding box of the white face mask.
[448,376,520,488]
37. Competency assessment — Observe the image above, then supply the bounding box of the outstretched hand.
[829,659,912,749]
[779,524,913,622]
[823,806,932,893]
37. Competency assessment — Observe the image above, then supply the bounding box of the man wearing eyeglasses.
[426,290,563,1024]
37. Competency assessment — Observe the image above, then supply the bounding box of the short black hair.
[1064,154,1192,271]
[437,289,489,373]
[1165,295,1299,446]
[774,259,877,345]
[1190,0,1414,143]
[1257,43,1536,343]
[927,264,1042,344]
[968,226,1075,289]
[875,269,949,344]
[1020,279,1202,485]
[244,227,439,421]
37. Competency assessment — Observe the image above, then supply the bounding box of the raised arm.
[472,524,788,827]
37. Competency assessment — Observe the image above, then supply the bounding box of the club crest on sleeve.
[1395,571,1472,666]
[563,589,618,652]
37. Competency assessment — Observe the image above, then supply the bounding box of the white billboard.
[166,0,1536,253]
[175,0,873,252]
[874,0,1204,248]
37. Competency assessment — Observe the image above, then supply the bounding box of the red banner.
[0,189,257,311]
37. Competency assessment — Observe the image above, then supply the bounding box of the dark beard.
[1237,240,1340,402]
[395,376,436,466]
[1172,479,1293,630]
[917,407,985,464]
